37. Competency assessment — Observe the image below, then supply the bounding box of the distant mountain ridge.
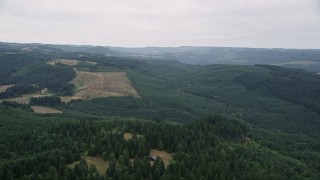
[110,46,320,72]
[1,42,320,72]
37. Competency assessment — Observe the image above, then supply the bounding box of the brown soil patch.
[124,133,134,140]
[85,156,109,176]
[67,156,108,176]
[0,84,14,93]
[150,149,173,168]
[31,106,63,114]
[123,133,143,141]
[61,71,139,102]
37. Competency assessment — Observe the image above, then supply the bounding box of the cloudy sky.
[0,0,319,48]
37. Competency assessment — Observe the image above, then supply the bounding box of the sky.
[0,0,319,48]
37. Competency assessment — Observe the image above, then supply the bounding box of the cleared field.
[0,84,14,93]
[61,71,139,102]
[86,157,109,175]
[31,106,62,114]
[124,133,143,141]
[67,156,108,176]
[83,61,97,65]
[47,59,97,66]
[47,59,79,66]
[150,149,173,168]
[124,133,134,140]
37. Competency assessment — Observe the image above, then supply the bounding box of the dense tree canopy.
[1,106,319,179]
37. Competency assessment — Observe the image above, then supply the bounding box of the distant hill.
[110,46,320,72]
[1,46,320,137]
[2,42,320,72]
[0,42,120,56]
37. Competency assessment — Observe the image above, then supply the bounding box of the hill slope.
[1,44,320,179]
[0,106,319,179]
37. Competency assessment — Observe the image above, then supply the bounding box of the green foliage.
[0,83,38,99]
[256,65,320,113]
[30,96,62,107]
[67,61,320,137]
[1,101,33,112]
[250,128,320,175]
[0,108,319,179]
[233,65,320,136]
[12,64,76,94]
[76,55,144,70]
[0,52,75,97]
[0,53,44,85]
[67,96,155,119]
[0,105,82,179]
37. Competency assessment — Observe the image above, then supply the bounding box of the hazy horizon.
[1,0,320,49]
[2,40,320,50]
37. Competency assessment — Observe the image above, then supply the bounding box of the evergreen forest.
[0,43,320,179]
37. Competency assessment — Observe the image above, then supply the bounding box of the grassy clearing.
[123,133,143,141]
[47,59,79,66]
[67,156,108,176]
[47,59,97,66]
[0,84,14,93]
[124,133,134,140]
[150,149,173,168]
[86,156,109,175]
[31,106,62,114]
[61,71,139,102]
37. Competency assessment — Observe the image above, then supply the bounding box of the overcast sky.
[0,0,319,48]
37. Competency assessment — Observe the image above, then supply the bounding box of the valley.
[0,42,320,179]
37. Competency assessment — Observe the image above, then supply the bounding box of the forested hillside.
[1,43,320,179]
[0,53,75,98]
[67,60,320,137]
[0,106,319,179]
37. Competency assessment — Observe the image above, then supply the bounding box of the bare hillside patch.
[47,59,97,66]
[31,106,62,114]
[62,71,139,102]
[150,149,173,168]
[124,133,143,141]
[0,84,14,93]
[67,156,108,176]
[124,133,134,140]
[86,156,109,175]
